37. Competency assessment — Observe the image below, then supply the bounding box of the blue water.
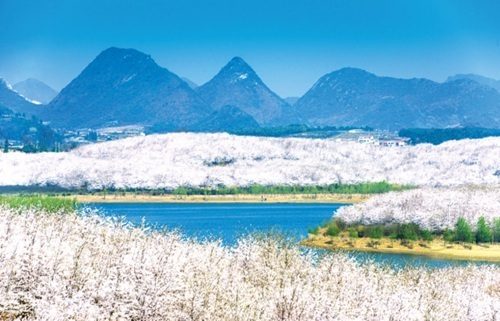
[88,202,497,269]
[88,202,336,243]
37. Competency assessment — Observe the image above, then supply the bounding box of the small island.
[302,217,500,262]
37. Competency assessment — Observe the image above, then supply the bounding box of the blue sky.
[0,0,499,97]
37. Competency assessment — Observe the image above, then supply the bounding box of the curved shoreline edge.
[300,235,500,263]
[63,193,371,204]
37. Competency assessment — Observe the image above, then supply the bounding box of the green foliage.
[369,226,383,239]
[401,223,419,241]
[3,138,8,153]
[455,217,474,243]
[421,230,434,242]
[333,218,347,231]
[475,217,492,243]
[162,182,412,196]
[308,226,320,235]
[443,229,455,243]
[493,218,500,243]
[325,223,340,237]
[0,195,77,213]
[348,227,358,239]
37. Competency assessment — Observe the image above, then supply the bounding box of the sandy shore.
[64,193,371,204]
[301,232,500,262]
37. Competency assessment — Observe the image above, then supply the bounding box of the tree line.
[314,216,500,244]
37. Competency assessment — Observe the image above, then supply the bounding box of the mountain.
[294,68,500,130]
[446,74,500,93]
[284,97,300,106]
[181,77,198,89]
[196,57,293,126]
[13,78,58,104]
[41,47,211,129]
[0,78,39,116]
[192,105,260,132]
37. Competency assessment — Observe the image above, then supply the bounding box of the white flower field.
[1,133,498,189]
[0,206,498,320]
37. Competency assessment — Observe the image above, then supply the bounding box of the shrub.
[333,218,347,231]
[369,226,383,239]
[348,227,358,239]
[421,229,434,242]
[443,229,455,243]
[308,226,320,235]
[325,223,340,237]
[455,217,474,243]
[475,217,492,243]
[356,225,366,238]
[401,223,419,241]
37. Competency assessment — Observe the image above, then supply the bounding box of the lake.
[88,202,496,269]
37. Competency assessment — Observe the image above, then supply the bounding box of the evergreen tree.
[475,217,492,243]
[455,217,474,243]
[3,138,8,153]
[492,218,500,243]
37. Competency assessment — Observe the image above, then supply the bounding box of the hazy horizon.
[1,0,499,97]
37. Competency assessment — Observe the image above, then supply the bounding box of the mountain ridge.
[13,78,58,104]
[196,57,294,126]
[41,47,211,129]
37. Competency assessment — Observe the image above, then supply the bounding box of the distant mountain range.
[446,74,500,93]
[0,78,39,115]
[293,68,500,130]
[2,47,499,131]
[13,78,58,105]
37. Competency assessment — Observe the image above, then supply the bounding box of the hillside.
[0,103,58,152]
[196,57,294,126]
[0,133,497,189]
[0,78,39,116]
[447,74,500,92]
[13,78,58,104]
[294,68,500,130]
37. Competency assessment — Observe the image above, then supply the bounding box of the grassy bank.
[302,225,500,263]
[62,192,371,203]
[0,195,77,213]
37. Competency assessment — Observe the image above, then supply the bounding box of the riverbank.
[62,193,371,204]
[301,232,500,263]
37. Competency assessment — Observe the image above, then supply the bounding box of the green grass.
[0,195,77,213]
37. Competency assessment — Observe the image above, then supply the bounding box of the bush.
[475,217,492,243]
[356,225,366,238]
[369,226,383,239]
[308,226,320,235]
[421,230,434,242]
[401,223,419,241]
[325,223,340,237]
[443,229,455,243]
[455,217,474,243]
[333,218,347,231]
[348,227,358,239]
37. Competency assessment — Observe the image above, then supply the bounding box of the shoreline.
[62,193,371,204]
[301,234,500,263]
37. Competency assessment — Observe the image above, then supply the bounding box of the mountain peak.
[196,57,292,126]
[13,78,58,104]
[218,56,258,81]
[43,47,209,129]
